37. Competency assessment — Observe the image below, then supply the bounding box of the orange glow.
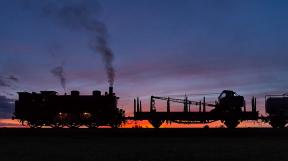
[0,119,27,128]
[121,120,270,128]
[0,119,270,128]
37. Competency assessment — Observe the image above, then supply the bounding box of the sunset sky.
[0,0,288,127]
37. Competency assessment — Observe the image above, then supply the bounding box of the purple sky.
[1,0,288,118]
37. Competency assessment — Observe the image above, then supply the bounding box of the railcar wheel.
[67,123,80,128]
[36,124,43,128]
[86,123,98,128]
[27,121,43,128]
[110,125,118,128]
[110,123,121,128]
[28,122,36,128]
[28,123,42,128]
[224,119,239,128]
[270,118,286,128]
[50,123,64,128]
[110,119,123,128]
[51,114,65,128]
[149,120,163,128]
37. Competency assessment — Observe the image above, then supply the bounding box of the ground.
[1,128,288,161]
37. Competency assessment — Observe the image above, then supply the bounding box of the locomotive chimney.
[109,86,113,95]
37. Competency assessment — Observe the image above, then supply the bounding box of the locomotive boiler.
[13,87,125,128]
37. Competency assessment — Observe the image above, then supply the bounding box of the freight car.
[265,95,288,128]
[134,90,258,128]
[13,87,125,128]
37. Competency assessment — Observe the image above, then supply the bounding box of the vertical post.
[150,96,156,112]
[255,97,257,112]
[140,100,142,112]
[167,97,170,112]
[252,97,254,112]
[150,96,153,112]
[137,97,140,113]
[203,97,206,112]
[184,97,188,112]
[199,101,202,112]
[134,98,136,113]
[244,100,246,112]
[252,97,256,113]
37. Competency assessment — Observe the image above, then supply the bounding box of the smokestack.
[109,86,113,95]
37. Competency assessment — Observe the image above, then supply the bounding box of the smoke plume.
[8,75,19,82]
[51,65,66,92]
[42,0,115,86]
[0,75,19,87]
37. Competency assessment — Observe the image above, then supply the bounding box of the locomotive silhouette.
[13,87,125,128]
[13,87,288,128]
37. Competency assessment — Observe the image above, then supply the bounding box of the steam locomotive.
[13,87,125,128]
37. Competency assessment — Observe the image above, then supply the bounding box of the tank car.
[13,87,125,128]
[265,95,288,128]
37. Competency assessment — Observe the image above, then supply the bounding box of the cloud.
[0,75,19,87]
[0,78,10,87]
[0,95,14,118]
[8,75,19,82]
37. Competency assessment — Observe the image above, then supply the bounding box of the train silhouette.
[12,87,288,128]
[13,87,125,128]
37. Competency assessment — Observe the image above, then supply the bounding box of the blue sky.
[0,0,288,118]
